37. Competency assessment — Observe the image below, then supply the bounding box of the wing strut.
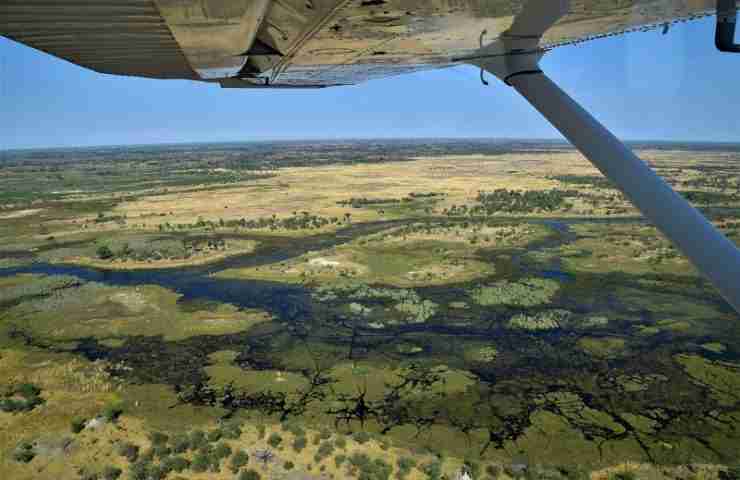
[507,71,740,313]
[470,0,740,314]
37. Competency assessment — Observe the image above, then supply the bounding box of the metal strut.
[507,71,740,314]
[470,0,740,314]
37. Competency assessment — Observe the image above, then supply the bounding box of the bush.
[256,424,266,439]
[102,465,122,480]
[78,467,99,480]
[162,456,190,473]
[238,469,261,480]
[282,422,305,437]
[12,441,35,463]
[422,461,443,480]
[221,421,242,439]
[1,383,44,413]
[207,428,222,442]
[116,441,139,462]
[127,459,151,480]
[97,245,114,260]
[169,433,190,453]
[397,457,417,478]
[352,430,371,445]
[335,454,347,467]
[314,440,334,462]
[189,429,208,450]
[152,445,171,459]
[191,453,210,473]
[71,417,87,434]
[284,461,295,470]
[230,450,250,473]
[148,432,169,446]
[101,403,123,423]
[334,435,347,449]
[609,473,636,480]
[293,435,307,452]
[486,464,501,478]
[267,432,283,448]
[213,442,232,460]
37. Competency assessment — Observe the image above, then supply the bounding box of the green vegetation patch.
[577,337,627,358]
[6,276,271,342]
[675,354,740,406]
[470,278,560,307]
[507,309,571,331]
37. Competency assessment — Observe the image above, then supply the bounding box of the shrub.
[334,435,347,449]
[127,459,151,480]
[12,441,35,463]
[191,453,210,473]
[1,383,44,413]
[335,454,347,468]
[422,461,443,480]
[101,403,123,423]
[78,467,99,480]
[116,441,139,462]
[148,432,168,446]
[152,445,171,459]
[284,461,295,470]
[221,421,242,439]
[282,422,305,437]
[169,433,190,453]
[352,430,371,444]
[102,465,122,480]
[189,430,208,450]
[267,432,283,448]
[486,464,501,478]
[71,417,87,434]
[162,456,190,473]
[230,450,250,473]
[314,440,334,462]
[609,472,636,480]
[256,424,266,439]
[213,442,232,460]
[207,428,222,442]
[464,460,481,478]
[97,245,114,259]
[238,469,261,480]
[397,457,417,478]
[293,435,307,452]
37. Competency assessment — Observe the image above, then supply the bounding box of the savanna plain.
[1,140,739,480]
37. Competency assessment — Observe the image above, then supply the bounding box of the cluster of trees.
[551,175,615,189]
[0,383,44,413]
[114,423,262,480]
[96,237,228,262]
[338,192,444,209]
[159,211,349,233]
[442,189,576,216]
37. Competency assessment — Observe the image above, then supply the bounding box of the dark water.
[0,217,585,322]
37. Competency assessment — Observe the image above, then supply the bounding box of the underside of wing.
[0,0,727,87]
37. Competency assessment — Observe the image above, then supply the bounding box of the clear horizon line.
[3,136,740,153]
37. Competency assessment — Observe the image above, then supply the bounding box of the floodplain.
[1,140,739,480]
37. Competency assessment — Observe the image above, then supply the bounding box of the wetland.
[1,140,740,480]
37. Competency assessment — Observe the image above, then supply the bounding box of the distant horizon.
[4,136,740,154]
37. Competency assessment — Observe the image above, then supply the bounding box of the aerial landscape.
[1,139,739,480]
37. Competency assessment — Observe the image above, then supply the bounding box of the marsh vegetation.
[1,140,740,479]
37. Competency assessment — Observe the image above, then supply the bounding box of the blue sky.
[1,16,738,149]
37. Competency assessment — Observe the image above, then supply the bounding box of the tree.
[96,245,114,260]
[238,469,261,480]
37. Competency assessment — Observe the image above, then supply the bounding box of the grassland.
[2,140,740,479]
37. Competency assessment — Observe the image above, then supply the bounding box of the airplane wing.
[0,0,722,87]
